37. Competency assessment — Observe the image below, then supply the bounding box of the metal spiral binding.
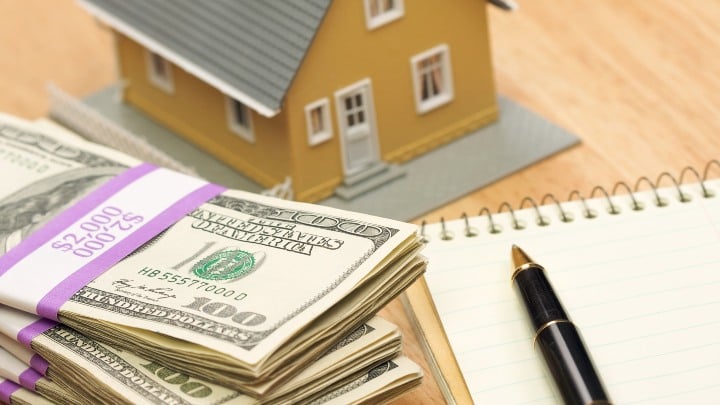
[498,201,522,230]
[420,160,720,242]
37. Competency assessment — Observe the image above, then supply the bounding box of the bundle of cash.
[0,114,425,403]
[1,344,420,405]
[0,377,56,405]
[0,346,69,404]
[0,303,419,405]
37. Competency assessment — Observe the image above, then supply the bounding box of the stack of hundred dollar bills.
[0,113,425,404]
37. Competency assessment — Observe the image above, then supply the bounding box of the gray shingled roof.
[80,0,332,116]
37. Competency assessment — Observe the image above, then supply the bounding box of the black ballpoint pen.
[511,245,611,405]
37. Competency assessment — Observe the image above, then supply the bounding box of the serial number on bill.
[136,267,247,301]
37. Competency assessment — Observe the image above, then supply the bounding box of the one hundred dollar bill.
[307,356,423,405]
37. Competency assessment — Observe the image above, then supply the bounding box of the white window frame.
[145,50,174,93]
[305,98,332,146]
[410,44,455,114]
[225,96,254,143]
[364,0,404,30]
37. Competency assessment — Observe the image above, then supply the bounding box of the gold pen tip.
[511,244,534,268]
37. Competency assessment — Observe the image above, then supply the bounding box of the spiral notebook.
[403,161,720,404]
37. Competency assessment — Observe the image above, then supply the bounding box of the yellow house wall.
[115,33,291,189]
[285,0,498,201]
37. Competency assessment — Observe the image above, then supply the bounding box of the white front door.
[335,79,379,175]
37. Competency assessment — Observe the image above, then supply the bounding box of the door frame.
[334,78,381,176]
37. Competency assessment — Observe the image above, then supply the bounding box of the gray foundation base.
[82,87,579,221]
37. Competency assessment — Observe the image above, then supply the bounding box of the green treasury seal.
[192,248,256,281]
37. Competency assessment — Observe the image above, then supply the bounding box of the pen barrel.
[512,266,569,330]
[535,321,611,405]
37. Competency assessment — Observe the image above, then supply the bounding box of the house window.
[305,98,332,146]
[344,94,366,128]
[226,97,254,143]
[364,0,404,30]
[146,50,173,92]
[410,44,454,114]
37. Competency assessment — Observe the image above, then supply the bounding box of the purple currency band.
[0,380,21,404]
[36,181,225,319]
[18,368,42,391]
[30,355,50,376]
[17,318,58,349]
[0,163,154,278]
[0,163,226,321]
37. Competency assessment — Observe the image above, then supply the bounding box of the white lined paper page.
[422,179,720,404]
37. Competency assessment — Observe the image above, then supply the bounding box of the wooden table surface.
[4,1,720,403]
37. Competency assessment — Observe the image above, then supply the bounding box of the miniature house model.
[79,0,498,202]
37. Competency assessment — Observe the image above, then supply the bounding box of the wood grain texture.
[3,1,720,403]
[0,0,114,118]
